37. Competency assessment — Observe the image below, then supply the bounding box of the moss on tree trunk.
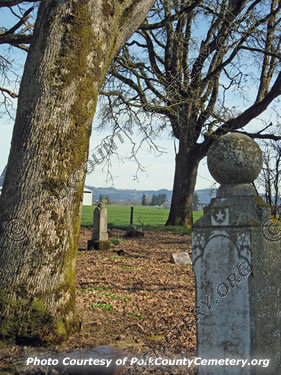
[0,0,155,345]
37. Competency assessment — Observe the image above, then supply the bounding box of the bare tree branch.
[0,0,39,7]
[140,0,201,30]
[238,46,281,60]
[0,87,18,98]
[235,132,281,141]
[2,6,34,35]
[0,34,33,45]
[213,71,281,137]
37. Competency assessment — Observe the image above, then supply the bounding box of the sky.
[0,103,217,191]
[87,126,218,191]
[0,3,278,193]
[0,4,218,192]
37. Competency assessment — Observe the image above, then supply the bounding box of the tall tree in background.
[158,193,167,205]
[149,193,167,205]
[150,194,157,206]
[141,194,147,206]
[104,194,111,204]
[258,136,281,218]
[0,0,155,345]
[100,0,281,228]
[193,191,199,211]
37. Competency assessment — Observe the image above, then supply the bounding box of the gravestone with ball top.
[192,133,280,375]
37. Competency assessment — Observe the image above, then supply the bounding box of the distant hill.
[0,165,216,203]
[195,188,217,203]
[0,169,272,207]
[85,185,217,204]
[85,186,172,201]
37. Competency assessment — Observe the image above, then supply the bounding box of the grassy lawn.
[81,205,203,232]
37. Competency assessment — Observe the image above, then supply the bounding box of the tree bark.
[166,140,202,228]
[0,0,154,345]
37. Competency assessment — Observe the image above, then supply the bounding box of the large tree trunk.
[0,0,154,345]
[166,141,202,228]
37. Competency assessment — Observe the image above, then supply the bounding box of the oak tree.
[100,0,281,228]
[0,0,155,345]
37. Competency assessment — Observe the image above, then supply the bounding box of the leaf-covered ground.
[0,228,197,374]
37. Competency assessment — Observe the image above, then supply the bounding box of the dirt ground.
[0,228,197,375]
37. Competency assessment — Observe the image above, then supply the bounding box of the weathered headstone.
[192,133,280,374]
[170,252,192,265]
[88,202,111,250]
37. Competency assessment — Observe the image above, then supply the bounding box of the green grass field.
[81,205,203,233]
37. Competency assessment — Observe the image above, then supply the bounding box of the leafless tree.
[100,0,281,228]
[257,135,281,218]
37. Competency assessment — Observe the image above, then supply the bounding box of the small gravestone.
[88,202,111,250]
[125,207,144,237]
[125,224,144,238]
[192,133,280,374]
[170,252,192,265]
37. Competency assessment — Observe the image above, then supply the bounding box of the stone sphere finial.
[207,133,263,185]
